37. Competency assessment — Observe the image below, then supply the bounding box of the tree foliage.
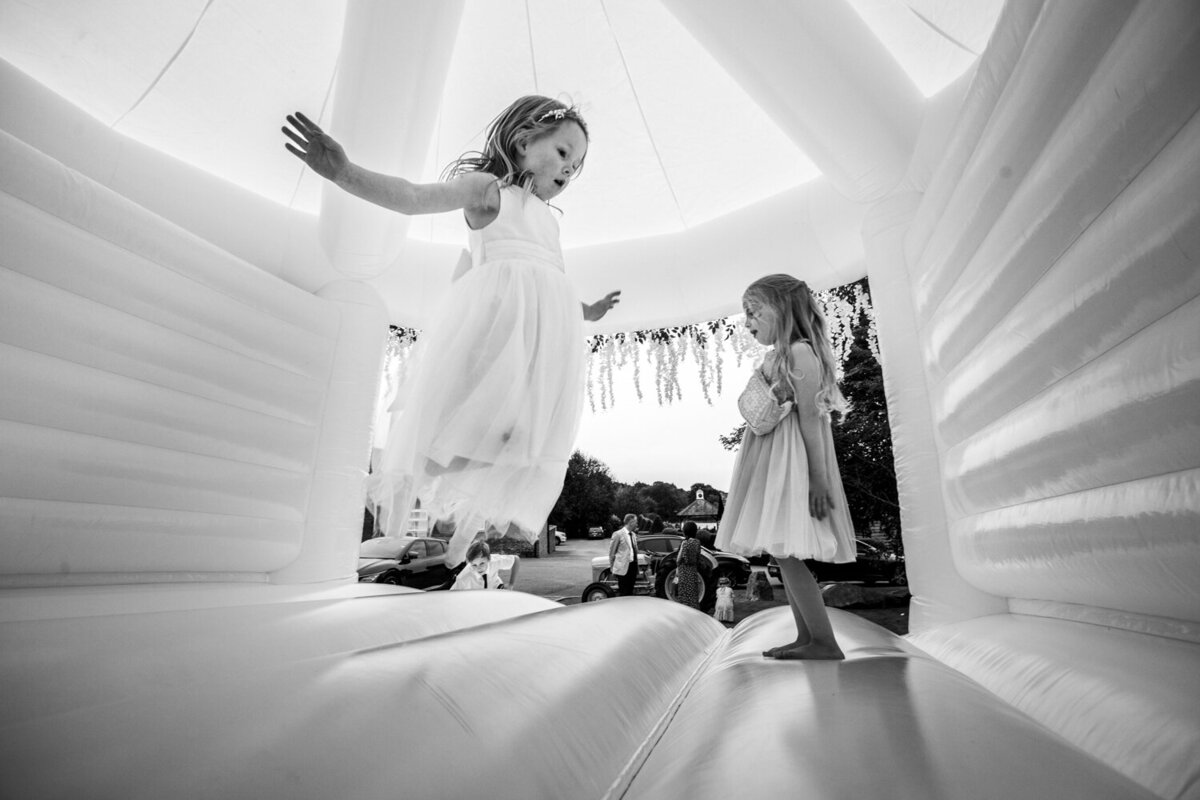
[829,279,899,539]
[549,454,695,537]
[549,451,617,537]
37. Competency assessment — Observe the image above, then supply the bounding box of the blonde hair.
[441,95,588,192]
[743,274,846,416]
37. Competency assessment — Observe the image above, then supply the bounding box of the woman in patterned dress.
[674,521,703,609]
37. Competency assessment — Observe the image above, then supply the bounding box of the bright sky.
[574,356,745,492]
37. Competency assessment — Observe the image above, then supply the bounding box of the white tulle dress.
[369,184,585,563]
[715,342,856,564]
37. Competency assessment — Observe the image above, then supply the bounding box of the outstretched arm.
[583,290,622,321]
[504,556,521,590]
[283,111,498,219]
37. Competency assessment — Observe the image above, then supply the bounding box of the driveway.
[517,537,611,603]
[518,537,788,605]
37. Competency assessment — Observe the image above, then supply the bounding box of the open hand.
[809,475,833,520]
[584,290,621,322]
[282,111,347,182]
[770,379,794,405]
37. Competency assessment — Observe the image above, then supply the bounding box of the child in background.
[714,577,735,623]
[715,274,856,659]
[450,540,520,591]
[283,97,620,565]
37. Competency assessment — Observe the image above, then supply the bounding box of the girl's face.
[743,297,774,346]
[468,555,490,575]
[517,121,588,201]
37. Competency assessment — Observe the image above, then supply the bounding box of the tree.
[549,451,617,536]
[644,481,690,518]
[613,482,646,519]
[829,279,900,542]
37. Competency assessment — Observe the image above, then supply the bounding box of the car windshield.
[359,538,406,559]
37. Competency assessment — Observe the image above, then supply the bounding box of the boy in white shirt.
[450,540,521,591]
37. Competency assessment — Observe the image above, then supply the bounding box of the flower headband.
[537,107,572,123]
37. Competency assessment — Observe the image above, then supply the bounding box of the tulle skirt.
[368,256,585,563]
[715,413,855,563]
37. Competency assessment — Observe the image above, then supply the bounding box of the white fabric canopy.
[0,0,1001,330]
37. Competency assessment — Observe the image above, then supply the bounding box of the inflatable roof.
[0,0,1002,332]
[1,2,1198,799]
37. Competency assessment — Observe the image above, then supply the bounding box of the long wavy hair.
[743,274,846,416]
[441,95,589,192]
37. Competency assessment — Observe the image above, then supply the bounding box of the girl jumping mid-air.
[283,96,620,563]
[715,274,855,659]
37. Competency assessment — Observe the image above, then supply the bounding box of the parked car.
[553,528,567,545]
[587,526,606,539]
[767,539,906,586]
[636,533,753,588]
[357,536,453,589]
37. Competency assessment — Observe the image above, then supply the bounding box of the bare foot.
[762,640,805,658]
[771,642,845,661]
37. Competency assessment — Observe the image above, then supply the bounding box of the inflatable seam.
[604,629,730,800]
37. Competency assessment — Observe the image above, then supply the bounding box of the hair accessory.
[538,108,569,122]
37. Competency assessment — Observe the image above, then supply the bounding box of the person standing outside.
[609,514,640,596]
[674,521,703,609]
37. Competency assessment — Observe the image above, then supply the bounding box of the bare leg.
[763,557,844,660]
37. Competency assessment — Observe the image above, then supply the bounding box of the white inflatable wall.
[0,128,388,587]
[866,3,1200,798]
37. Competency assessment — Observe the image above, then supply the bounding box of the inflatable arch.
[1,2,1197,798]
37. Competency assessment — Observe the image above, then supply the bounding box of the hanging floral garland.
[380,326,421,409]
[582,286,878,411]
[586,318,760,410]
[382,287,877,413]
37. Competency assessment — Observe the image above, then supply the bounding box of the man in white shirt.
[609,514,640,596]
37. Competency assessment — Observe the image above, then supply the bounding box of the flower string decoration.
[384,286,877,414]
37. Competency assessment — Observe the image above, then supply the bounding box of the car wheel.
[581,582,615,603]
[652,555,677,599]
[698,567,718,612]
[659,565,717,612]
[657,567,709,606]
[891,565,907,586]
[380,572,404,586]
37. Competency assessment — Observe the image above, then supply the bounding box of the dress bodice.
[468,184,565,271]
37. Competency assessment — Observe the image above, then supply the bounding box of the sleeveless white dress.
[369,185,586,563]
[715,343,856,563]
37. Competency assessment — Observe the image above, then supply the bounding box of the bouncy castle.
[1,2,1197,798]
